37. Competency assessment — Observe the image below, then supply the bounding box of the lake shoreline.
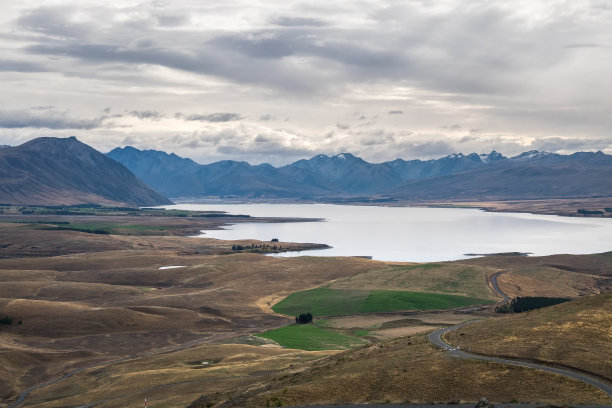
[167,203,612,263]
[171,197,612,218]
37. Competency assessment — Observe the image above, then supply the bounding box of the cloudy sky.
[1,0,611,165]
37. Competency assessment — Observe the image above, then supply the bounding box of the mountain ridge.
[107,146,612,201]
[0,137,172,206]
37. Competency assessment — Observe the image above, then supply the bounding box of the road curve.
[489,270,510,302]
[427,322,612,399]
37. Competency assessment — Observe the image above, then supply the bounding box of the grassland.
[328,262,500,300]
[255,324,367,351]
[200,333,610,407]
[272,287,493,316]
[445,292,612,380]
[0,216,375,403]
[1,210,611,407]
[18,342,334,408]
[459,252,612,298]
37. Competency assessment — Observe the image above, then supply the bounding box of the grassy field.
[2,210,611,407]
[255,324,367,351]
[0,235,375,401]
[328,262,499,300]
[272,287,493,316]
[459,252,612,298]
[445,291,612,380]
[496,266,609,298]
[206,333,610,407]
[19,342,334,408]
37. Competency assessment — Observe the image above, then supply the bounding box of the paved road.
[489,270,510,302]
[427,322,612,399]
[427,272,612,399]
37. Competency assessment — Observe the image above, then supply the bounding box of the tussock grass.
[446,292,612,380]
[329,263,499,300]
[256,324,367,351]
[222,334,610,407]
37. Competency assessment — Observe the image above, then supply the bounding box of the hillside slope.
[445,292,612,380]
[0,137,171,206]
[390,152,612,200]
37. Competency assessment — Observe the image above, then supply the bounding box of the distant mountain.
[107,147,612,201]
[107,147,333,198]
[389,151,612,200]
[0,137,172,206]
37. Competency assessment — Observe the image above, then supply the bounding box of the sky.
[1,0,611,165]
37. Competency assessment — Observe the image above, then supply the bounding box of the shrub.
[0,316,13,325]
[295,312,313,324]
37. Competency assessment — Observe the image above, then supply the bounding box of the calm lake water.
[164,203,612,262]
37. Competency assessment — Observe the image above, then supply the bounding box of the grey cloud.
[18,6,92,39]
[259,114,274,121]
[254,134,270,143]
[0,60,48,72]
[185,113,242,122]
[563,43,605,49]
[388,110,403,115]
[154,14,189,27]
[441,124,462,131]
[273,16,327,27]
[336,123,350,130]
[0,109,106,129]
[129,110,164,120]
[531,137,612,153]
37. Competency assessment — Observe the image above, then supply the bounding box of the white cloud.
[0,0,610,163]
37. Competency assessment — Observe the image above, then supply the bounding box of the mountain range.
[1,137,610,206]
[107,146,612,201]
[0,137,172,206]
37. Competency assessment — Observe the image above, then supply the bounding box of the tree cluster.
[295,312,313,324]
[495,296,571,313]
[0,316,13,325]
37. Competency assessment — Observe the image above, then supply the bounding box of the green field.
[255,324,367,351]
[272,288,493,316]
[328,263,499,300]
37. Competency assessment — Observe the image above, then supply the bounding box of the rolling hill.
[0,137,172,206]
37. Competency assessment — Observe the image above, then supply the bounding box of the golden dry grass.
[422,197,612,217]
[0,232,377,401]
[497,266,608,298]
[1,214,611,407]
[459,252,612,298]
[20,343,334,408]
[209,333,610,407]
[445,292,612,380]
[328,262,499,300]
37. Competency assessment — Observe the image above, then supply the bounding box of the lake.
[164,203,612,262]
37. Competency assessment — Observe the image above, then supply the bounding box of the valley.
[0,208,610,407]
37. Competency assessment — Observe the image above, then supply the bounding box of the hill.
[107,147,612,201]
[445,292,612,380]
[0,137,172,206]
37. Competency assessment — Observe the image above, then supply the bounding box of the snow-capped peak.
[511,150,553,161]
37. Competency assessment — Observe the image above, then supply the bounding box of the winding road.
[427,271,612,400]
[8,269,610,406]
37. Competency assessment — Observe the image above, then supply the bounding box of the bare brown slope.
[0,137,171,206]
[445,292,612,380]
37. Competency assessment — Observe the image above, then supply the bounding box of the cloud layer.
[1,1,610,164]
